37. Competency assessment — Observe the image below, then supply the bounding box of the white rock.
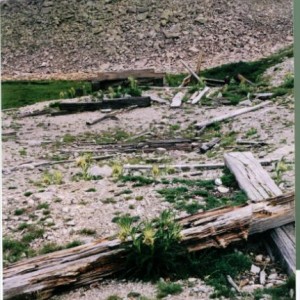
[217,186,229,193]
[266,283,274,288]
[156,147,167,154]
[62,207,70,213]
[255,254,263,262]
[268,273,278,280]
[250,264,261,274]
[214,178,222,186]
[260,270,266,285]
[87,165,112,178]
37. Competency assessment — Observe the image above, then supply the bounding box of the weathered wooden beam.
[170,91,185,108]
[58,97,151,112]
[195,101,272,129]
[3,192,294,299]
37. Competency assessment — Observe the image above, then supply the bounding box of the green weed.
[156,281,183,298]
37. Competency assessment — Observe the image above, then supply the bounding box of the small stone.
[268,273,277,280]
[188,277,197,283]
[189,46,199,53]
[214,178,222,186]
[266,283,274,288]
[250,264,261,274]
[260,270,266,285]
[156,147,167,154]
[217,186,229,193]
[289,288,294,298]
[255,254,263,262]
[62,207,70,213]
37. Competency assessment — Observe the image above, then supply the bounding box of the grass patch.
[157,173,247,213]
[156,281,183,298]
[37,202,50,210]
[78,228,96,235]
[14,208,25,215]
[1,80,91,109]
[120,175,157,187]
[253,276,295,300]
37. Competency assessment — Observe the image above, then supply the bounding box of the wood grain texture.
[224,152,282,202]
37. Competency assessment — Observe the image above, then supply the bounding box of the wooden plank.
[195,101,272,129]
[224,151,295,275]
[224,152,282,202]
[58,97,151,112]
[192,86,210,104]
[267,224,296,275]
[170,91,185,108]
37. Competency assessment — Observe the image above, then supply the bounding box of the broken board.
[224,151,295,275]
[170,91,185,108]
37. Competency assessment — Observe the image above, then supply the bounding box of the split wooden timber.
[58,97,151,113]
[224,152,295,275]
[91,69,165,91]
[3,191,294,299]
[195,101,272,129]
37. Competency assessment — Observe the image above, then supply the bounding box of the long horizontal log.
[58,97,151,112]
[195,101,272,129]
[3,192,294,299]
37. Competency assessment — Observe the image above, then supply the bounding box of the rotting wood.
[62,139,197,154]
[86,106,137,126]
[9,155,114,172]
[236,139,270,146]
[223,151,295,275]
[91,69,165,91]
[254,93,274,100]
[3,192,294,299]
[195,101,272,129]
[58,97,151,113]
[192,86,210,105]
[180,60,202,83]
[224,152,282,202]
[199,137,220,153]
[170,91,185,108]
[19,109,51,118]
[123,157,282,172]
[266,224,295,276]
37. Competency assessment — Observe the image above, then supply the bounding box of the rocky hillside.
[1,0,293,79]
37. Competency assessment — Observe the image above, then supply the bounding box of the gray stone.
[217,186,229,193]
[250,264,261,274]
[156,147,167,154]
[214,178,222,186]
[87,165,112,178]
[255,254,263,262]
[268,273,278,280]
